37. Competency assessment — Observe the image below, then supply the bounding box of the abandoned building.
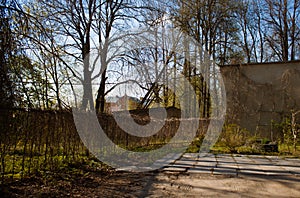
[221,60,300,139]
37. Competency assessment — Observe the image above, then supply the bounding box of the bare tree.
[235,0,261,63]
[93,0,142,113]
[40,0,98,110]
[0,0,18,108]
[36,0,151,112]
[264,0,300,61]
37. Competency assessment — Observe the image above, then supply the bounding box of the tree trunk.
[95,70,107,113]
[81,40,94,110]
[282,0,289,61]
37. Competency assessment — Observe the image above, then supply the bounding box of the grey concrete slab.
[236,164,263,175]
[216,155,234,160]
[216,157,236,164]
[213,168,238,175]
[153,153,182,165]
[216,163,239,169]
[216,154,233,157]
[247,156,273,164]
[234,159,254,163]
[263,170,293,176]
[197,155,218,169]
[273,161,300,168]
[199,152,215,157]
[200,157,217,163]
[265,156,287,164]
[198,156,217,162]
[264,155,282,160]
[157,154,299,176]
[174,160,197,166]
[255,165,293,176]
[258,165,285,171]
[170,159,197,167]
[162,166,187,172]
[248,156,270,162]
[281,158,300,162]
[182,153,199,158]
[196,161,217,168]
[237,162,288,176]
[197,159,217,164]
[282,166,300,174]
[246,155,267,158]
[216,160,236,164]
[215,156,234,163]
[187,167,213,174]
[233,155,252,160]
[215,155,236,163]
[237,163,259,168]
[170,163,195,169]
[233,156,255,165]
[238,169,267,175]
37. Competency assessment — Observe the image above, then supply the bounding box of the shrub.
[218,124,249,153]
[272,115,300,154]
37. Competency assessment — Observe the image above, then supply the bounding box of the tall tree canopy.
[0,0,299,110]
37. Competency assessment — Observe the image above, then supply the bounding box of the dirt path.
[3,154,300,197]
[3,171,300,197]
[147,172,300,197]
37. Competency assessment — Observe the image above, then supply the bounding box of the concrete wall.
[220,60,300,139]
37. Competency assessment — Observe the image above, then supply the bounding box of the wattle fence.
[0,108,208,181]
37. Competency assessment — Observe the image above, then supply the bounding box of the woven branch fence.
[0,108,208,181]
